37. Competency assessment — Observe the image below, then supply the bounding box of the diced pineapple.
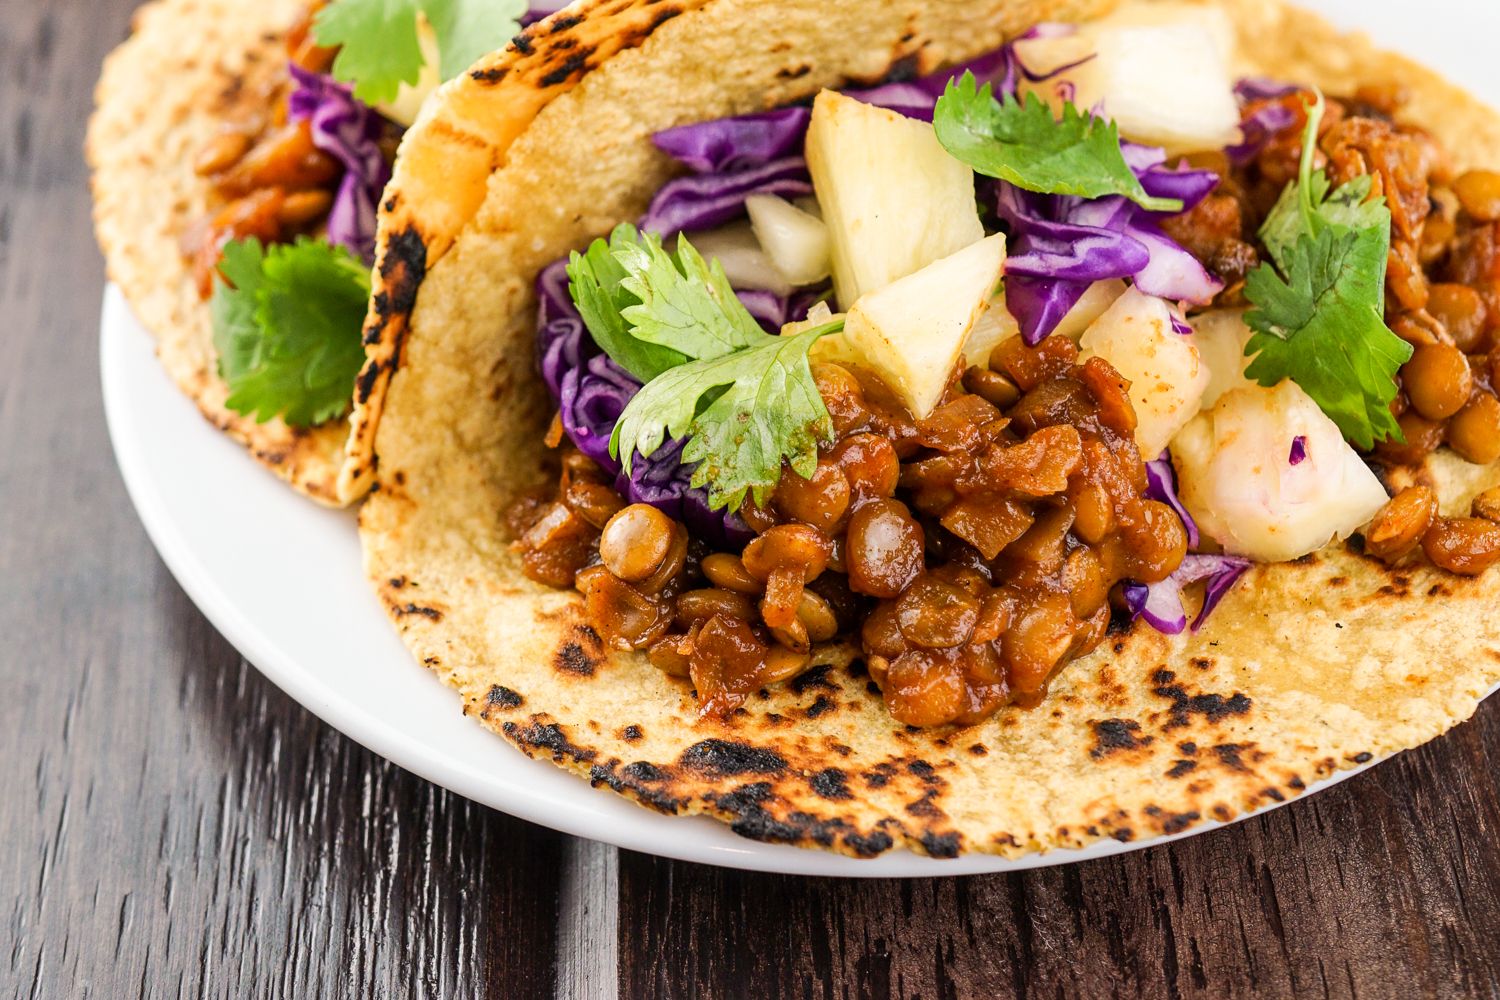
[746,194,831,287]
[1016,2,1241,156]
[1172,381,1390,563]
[375,14,442,128]
[682,221,792,295]
[806,90,984,310]
[962,296,1019,366]
[1079,287,1209,458]
[1191,308,1254,410]
[840,234,1006,418]
[1052,279,1128,341]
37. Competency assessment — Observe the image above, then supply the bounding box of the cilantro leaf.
[568,224,772,381]
[610,321,843,511]
[314,0,524,105]
[1243,91,1411,449]
[615,230,767,360]
[422,0,527,80]
[1243,228,1409,449]
[567,226,691,382]
[932,72,1182,212]
[314,0,426,105]
[211,238,371,428]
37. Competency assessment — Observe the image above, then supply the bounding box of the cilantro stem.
[1297,91,1326,232]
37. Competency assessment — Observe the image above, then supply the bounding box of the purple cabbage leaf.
[288,63,391,264]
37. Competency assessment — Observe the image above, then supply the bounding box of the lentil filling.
[178,3,395,297]
[1196,88,1500,573]
[513,339,1186,726]
[512,86,1500,727]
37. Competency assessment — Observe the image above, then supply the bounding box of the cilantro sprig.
[314,0,526,105]
[932,72,1182,213]
[211,237,370,427]
[569,225,842,511]
[611,323,841,512]
[1242,93,1411,449]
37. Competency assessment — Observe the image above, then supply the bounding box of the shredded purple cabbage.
[520,2,572,26]
[1129,455,1254,634]
[995,160,1222,344]
[653,109,811,173]
[639,157,814,237]
[535,258,754,546]
[1225,78,1302,165]
[1289,435,1308,466]
[638,31,1063,237]
[1123,554,1252,635]
[1144,453,1199,550]
[288,64,390,264]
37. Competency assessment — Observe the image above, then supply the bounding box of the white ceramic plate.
[101,0,1499,876]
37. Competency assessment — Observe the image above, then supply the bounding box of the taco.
[356,0,1500,858]
[87,0,566,504]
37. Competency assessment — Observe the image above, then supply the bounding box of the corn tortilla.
[357,0,1500,857]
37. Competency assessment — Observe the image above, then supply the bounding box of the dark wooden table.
[5,2,1500,997]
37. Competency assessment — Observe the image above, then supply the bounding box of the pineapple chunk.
[746,194,831,287]
[806,90,984,310]
[841,235,1006,418]
[1191,308,1255,409]
[1016,2,1240,156]
[1172,381,1390,562]
[963,296,1020,366]
[1052,279,1128,341]
[1079,287,1209,458]
[375,15,442,128]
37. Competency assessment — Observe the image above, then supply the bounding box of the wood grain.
[3,1,1500,998]
[0,4,563,997]
[619,702,1500,999]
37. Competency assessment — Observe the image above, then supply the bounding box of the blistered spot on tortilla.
[1090,718,1153,758]
[920,831,962,859]
[487,685,523,709]
[505,719,599,763]
[555,640,596,676]
[810,768,853,801]
[790,663,837,693]
[622,724,643,742]
[1213,743,1253,772]
[1151,669,1252,730]
[804,695,834,718]
[1166,759,1197,778]
[394,602,444,621]
[678,739,787,777]
[1144,805,1201,834]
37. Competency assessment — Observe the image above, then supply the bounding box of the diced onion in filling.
[746,194,832,287]
[679,221,793,296]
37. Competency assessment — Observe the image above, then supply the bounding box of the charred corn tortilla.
[89,0,351,505]
[357,0,1500,858]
